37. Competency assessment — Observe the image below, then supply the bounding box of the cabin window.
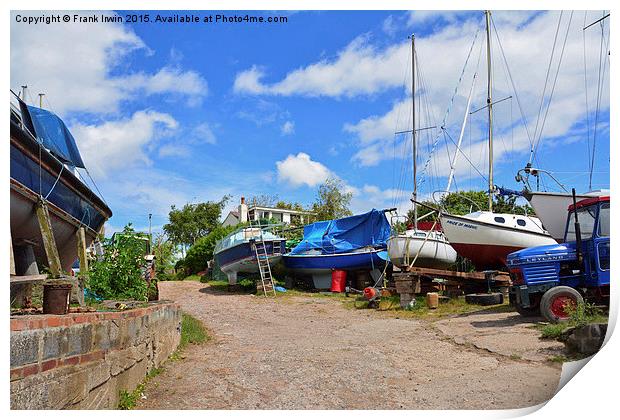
[565,206,597,242]
[598,203,610,237]
[516,219,526,227]
[494,216,505,224]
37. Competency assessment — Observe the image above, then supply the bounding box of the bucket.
[331,270,347,293]
[43,284,72,315]
[426,292,439,309]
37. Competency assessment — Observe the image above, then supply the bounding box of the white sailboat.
[439,11,556,270]
[387,34,458,270]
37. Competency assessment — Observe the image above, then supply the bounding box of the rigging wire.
[490,16,534,149]
[589,11,609,190]
[582,11,592,177]
[415,21,483,191]
[532,11,574,159]
[530,11,563,155]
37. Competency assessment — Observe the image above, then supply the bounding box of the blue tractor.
[507,191,610,323]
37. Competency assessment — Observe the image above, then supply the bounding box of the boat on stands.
[386,33,457,270]
[438,11,556,270]
[521,189,609,242]
[283,209,391,289]
[214,226,286,284]
[10,89,112,273]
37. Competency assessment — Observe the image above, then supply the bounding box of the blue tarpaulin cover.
[27,105,85,168]
[290,209,391,255]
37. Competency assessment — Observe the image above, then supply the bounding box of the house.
[222,197,314,227]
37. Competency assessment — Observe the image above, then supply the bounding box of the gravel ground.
[137,281,562,410]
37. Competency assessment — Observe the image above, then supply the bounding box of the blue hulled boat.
[214,226,286,284]
[10,90,112,272]
[282,209,391,289]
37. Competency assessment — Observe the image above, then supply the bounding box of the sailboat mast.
[411,34,418,229]
[484,11,494,212]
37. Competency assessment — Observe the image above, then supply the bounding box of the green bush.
[184,224,238,274]
[87,225,149,301]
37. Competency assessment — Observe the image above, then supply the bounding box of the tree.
[249,194,278,208]
[163,196,230,251]
[152,233,176,280]
[311,177,353,221]
[275,200,305,212]
[183,224,241,274]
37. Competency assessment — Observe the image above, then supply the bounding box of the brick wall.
[10,301,181,409]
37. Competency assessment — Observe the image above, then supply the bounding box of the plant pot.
[43,284,72,315]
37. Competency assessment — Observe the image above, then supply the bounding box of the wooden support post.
[35,199,62,278]
[10,236,16,276]
[75,227,87,306]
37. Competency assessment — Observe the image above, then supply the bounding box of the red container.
[331,270,347,293]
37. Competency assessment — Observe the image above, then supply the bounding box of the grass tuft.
[180,313,210,349]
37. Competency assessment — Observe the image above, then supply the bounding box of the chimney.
[239,196,248,223]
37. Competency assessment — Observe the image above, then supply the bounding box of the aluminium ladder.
[249,221,277,297]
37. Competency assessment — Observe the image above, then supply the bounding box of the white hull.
[439,211,556,269]
[387,230,457,269]
[525,190,608,241]
[220,255,282,284]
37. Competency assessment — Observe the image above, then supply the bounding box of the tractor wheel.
[465,292,504,306]
[540,286,584,323]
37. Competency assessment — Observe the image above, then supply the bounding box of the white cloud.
[382,15,398,37]
[71,110,178,178]
[233,35,409,98]
[192,123,217,144]
[281,120,295,135]
[10,11,207,114]
[276,153,331,187]
[345,10,609,177]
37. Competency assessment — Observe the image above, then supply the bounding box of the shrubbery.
[87,225,152,301]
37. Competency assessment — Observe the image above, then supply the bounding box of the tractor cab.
[507,195,610,322]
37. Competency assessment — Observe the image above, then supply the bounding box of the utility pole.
[38,93,45,108]
[485,10,494,212]
[21,85,27,101]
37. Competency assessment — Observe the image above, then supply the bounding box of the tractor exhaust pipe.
[571,188,583,267]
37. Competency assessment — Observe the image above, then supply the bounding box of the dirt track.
[137,281,563,410]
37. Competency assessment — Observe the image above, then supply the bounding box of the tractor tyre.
[540,286,584,323]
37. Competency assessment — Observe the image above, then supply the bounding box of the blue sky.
[10,10,610,235]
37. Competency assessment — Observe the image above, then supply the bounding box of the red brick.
[60,355,80,367]
[22,364,40,377]
[10,319,28,331]
[29,318,45,329]
[80,350,105,364]
[72,315,90,324]
[41,359,58,372]
[10,367,24,381]
[45,316,63,328]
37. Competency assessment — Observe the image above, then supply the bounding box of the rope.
[44,164,64,200]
